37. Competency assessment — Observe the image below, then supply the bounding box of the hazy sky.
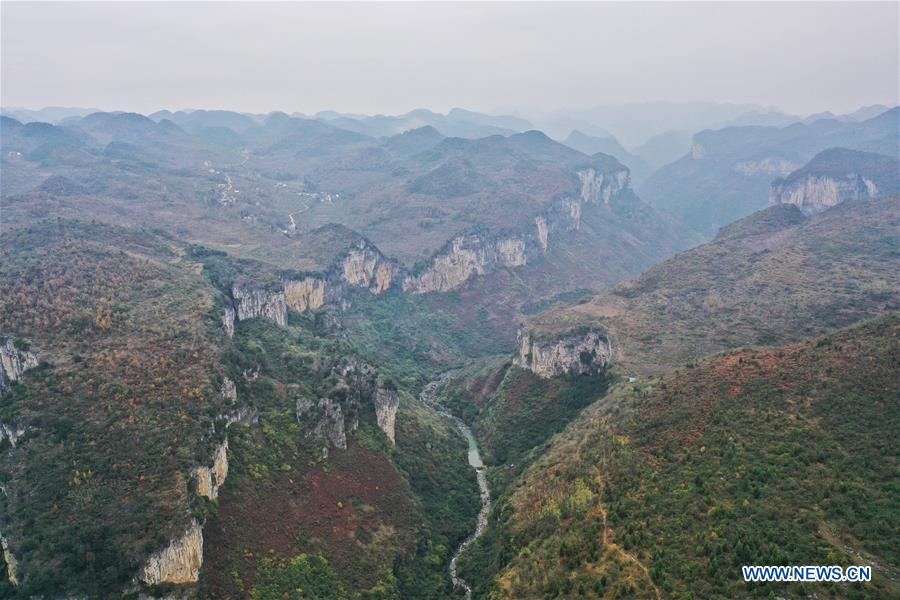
[2,2,898,116]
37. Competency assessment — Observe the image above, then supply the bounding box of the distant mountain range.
[639,107,899,237]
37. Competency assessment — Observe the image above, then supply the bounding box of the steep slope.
[561,130,652,184]
[0,221,481,598]
[0,221,231,595]
[521,197,899,376]
[640,107,899,237]
[458,315,899,599]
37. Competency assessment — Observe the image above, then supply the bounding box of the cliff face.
[0,338,38,396]
[770,174,879,215]
[373,387,400,445]
[340,242,399,294]
[403,233,528,294]
[139,520,203,586]
[193,439,229,501]
[231,284,287,327]
[284,276,327,313]
[577,167,630,205]
[296,396,347,455]
[0,422,27,448]
[292,358,401,453]
[1,534,18,588]
[514,327,612,378]
[222,305,235,338]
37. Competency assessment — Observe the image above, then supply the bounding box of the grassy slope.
[526,197,900,376]
[0,221,229,595]
[460,315,899,599]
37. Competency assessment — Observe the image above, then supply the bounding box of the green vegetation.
[528,197,900,376]
[196,306,478,599]
[0,221,227,596]
[440,362,609,494]
[461,315,899,599]
[250,554,346,599]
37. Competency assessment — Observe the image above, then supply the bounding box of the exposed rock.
[403,233,528,293]
[193,439,228,501]
[296,397,347,454]
[221,377,237,404]
[1,534,18,587]
[769,148,899,215]
[222,305,235,338]
[0,422,26,448]
[514,327,612,378]
[373,387,400,445]
[231,283,287,327]
[222,405,258,428]
[734,157,797,177]
[770,174,880,215]
[0,338,38,396]
[139,520,203,586]
[691,142,707,159]
[284,276,327,312]
[340,243,398,293]
[535,217,549,252]
[577,168,630,205]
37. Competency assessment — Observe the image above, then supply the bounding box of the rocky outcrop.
[284,276,327,312]
[231,283,287,327]
[769,148,898,215]
[770,174,879,215]
[139,520,203,586]
[221,377,237,404]
[193,439,228,501]
[535,217,549,252]
[0,422,26,448]
[577,168,630,205]
[514,327,612,378]
[292,357,401,452]
[0,338,37,396]
[373,387,400,445]
[1,534,18,587]
[690,142,707,159]
[403,233,527,293]
[222,305,235,338]
[296,396,347,454]
[734,157,797,177]
[340,243,399,294]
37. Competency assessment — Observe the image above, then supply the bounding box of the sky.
[2,1,898,117]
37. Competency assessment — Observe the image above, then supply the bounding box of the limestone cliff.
[0,338,37,396]
[0,422,27,448]
[1,534,18,587]
[734,157,797,177]
[373,387,400,445]
[296,396,347,455]
[535,217,549,252]
[222,305,235,338]
[284,276,327,312]
[139,520,203,586]
[292,357,401,452]
[193,439,229,501]
[770,174,879,215]
[577,167,630,205]
[514,327,612,378]
[221,377,237,404]
[769,148,898,215]
[403,232,527,293]
[231,284,287,327]
[340,241,399,294]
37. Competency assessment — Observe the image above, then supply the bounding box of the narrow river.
[419,375,491,599]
